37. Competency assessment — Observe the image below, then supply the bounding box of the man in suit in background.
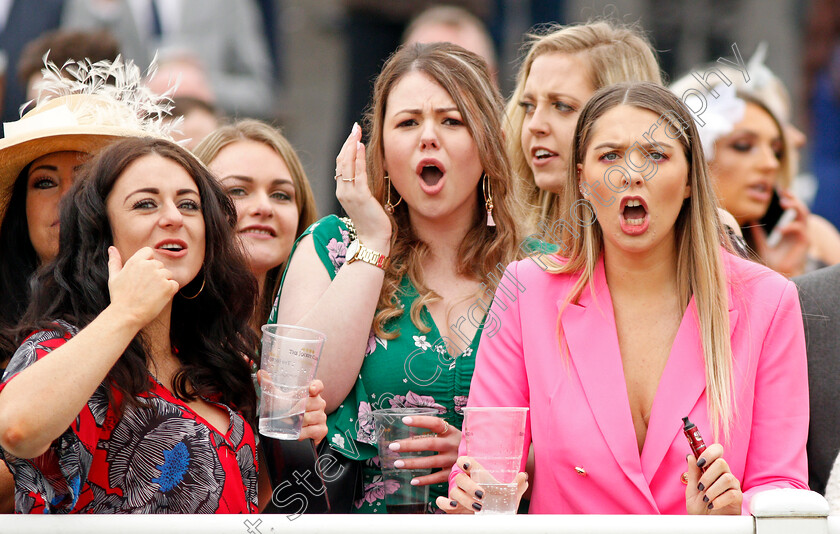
[795,264,840,495]
[0,0,65,134]
[62,0,273,119]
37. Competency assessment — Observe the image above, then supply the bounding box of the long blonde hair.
[547,82,735,441]
[365,42,522,339]
[193,119,318,325]
[506,20,662,233]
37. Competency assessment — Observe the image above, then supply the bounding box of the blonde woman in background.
[193,120,318,329]
[506,20,661,236]
[193,121,327,512]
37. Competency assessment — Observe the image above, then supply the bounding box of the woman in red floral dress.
[0,137,321,513]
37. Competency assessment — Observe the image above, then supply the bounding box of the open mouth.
[621,199,648,226]
[415,159,446,194]
[533,148,558,160]
[420,164,444,187]
[746,182,772,202]
[155,239,188,254]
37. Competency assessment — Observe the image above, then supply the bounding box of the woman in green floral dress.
[271,43,523,513]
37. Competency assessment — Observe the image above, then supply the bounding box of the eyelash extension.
[132,198,155,209]
[32,178,57,189]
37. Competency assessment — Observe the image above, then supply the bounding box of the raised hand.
[334,123,392,253]
[107,246,180,328]
[685,443,743,515]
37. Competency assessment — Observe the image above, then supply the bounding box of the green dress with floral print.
[269,215,481,514]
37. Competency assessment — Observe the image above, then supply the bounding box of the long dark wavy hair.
[16,137,259,423]
[0,166,39,364]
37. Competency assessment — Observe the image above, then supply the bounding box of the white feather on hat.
[0,55,182,220]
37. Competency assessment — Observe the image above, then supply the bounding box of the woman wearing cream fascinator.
[671,44,840,276]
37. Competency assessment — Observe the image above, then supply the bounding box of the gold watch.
[346,239,390,270]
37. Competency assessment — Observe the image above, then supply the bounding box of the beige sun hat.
[0,56,178,221]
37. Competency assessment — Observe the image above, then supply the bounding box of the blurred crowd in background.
[0,0,838,228]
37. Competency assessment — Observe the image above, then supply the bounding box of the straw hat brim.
[0,126,155,222]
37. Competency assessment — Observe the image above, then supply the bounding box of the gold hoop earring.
[384,173,403,214]
[482,173,495,227]
[180,274,205,299]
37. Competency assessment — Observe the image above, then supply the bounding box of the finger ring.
[441,421,449,436]
[341,177,355,183]
[334,173,342,181]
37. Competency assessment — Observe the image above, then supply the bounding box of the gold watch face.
[346,240,360,261]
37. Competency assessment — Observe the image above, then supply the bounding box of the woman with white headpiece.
[671,44,840,276]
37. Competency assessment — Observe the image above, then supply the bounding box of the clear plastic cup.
[372,407,439,514]
[462,407,528,514]
[258,324,325,440]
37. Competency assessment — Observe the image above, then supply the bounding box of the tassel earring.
[384,172,402,214]
[482,173,495,227]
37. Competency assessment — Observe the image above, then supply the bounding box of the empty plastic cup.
[462,407,528,514]
[258,324,325,440]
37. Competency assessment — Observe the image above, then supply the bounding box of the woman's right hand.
[107,246,179,328]
[334,123,392,252]
[435,456,529,514]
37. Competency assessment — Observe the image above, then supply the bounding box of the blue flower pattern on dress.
[0,327,258,514]
[152,442,190,492]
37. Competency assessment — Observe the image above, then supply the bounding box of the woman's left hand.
[298,380,327,445]
[685,443,743,515]
[390,415,461,486]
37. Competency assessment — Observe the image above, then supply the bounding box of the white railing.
[0,489,834,534]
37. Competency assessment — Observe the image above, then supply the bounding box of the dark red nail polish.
[707,502,714,510]
[703,495,709,503]
[475,489,484,499]
[450,500,458,508]
[696,457,707,469]
[698,482,704,491]
[472,502,482,511]
[463,462,470,470]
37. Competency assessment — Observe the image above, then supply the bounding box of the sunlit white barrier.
[1,489,834,534]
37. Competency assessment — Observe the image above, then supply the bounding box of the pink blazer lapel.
[640,295,740,482]
[559,260,657,507]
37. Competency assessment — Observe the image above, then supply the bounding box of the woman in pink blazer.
[441,82,809,515]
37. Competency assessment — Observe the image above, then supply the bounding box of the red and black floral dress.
[0,323,258,514]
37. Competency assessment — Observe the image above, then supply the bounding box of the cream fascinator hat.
[669,43,785,161]
[670,75,746,161]
[0,56,179,220]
